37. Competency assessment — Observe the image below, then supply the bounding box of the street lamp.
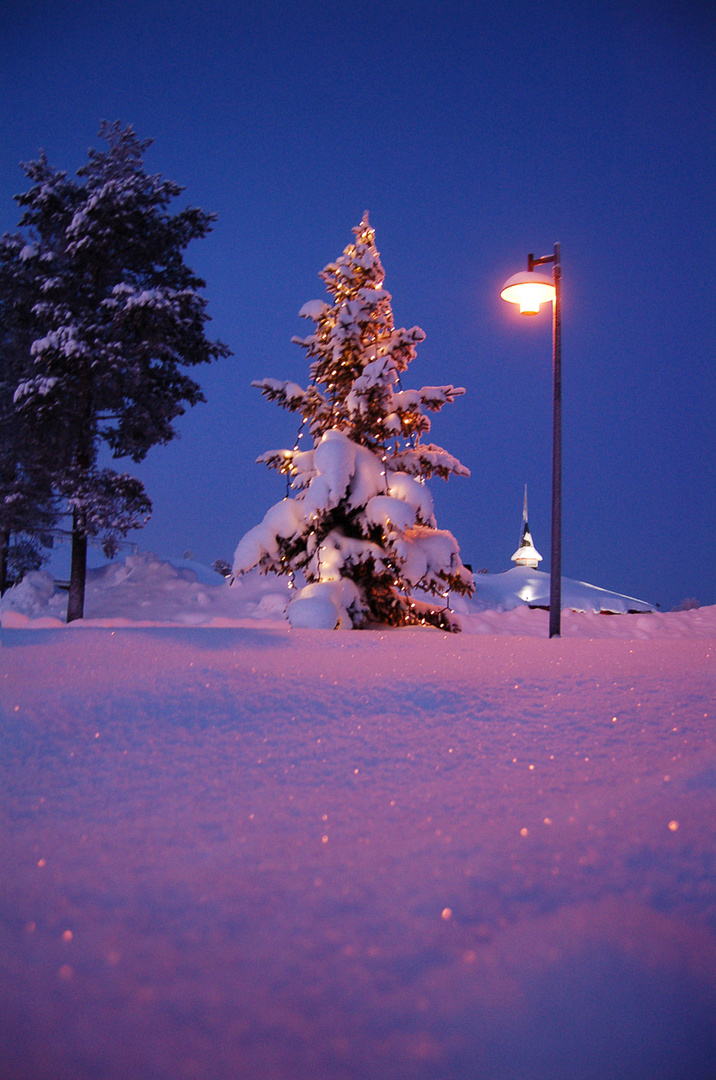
[501,244,562,638]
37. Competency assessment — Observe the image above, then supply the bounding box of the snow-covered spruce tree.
[232,213,473,630]
[5,123,230,620]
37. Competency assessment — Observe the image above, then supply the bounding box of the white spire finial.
[511,485,543,569]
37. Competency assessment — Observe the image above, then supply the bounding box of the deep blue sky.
[2,0,714,610]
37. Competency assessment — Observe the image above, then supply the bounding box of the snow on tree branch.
[388,444,471,481]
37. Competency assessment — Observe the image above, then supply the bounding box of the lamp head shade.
[500,270,556,315]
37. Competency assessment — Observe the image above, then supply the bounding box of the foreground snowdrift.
[3,552,712,637]
[2,625,715,1080]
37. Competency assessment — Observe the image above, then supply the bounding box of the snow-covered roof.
[459,565,654,615]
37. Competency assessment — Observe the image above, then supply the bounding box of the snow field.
[2,626,715,1079]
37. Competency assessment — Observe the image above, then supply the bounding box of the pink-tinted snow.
[2,623,715,1079]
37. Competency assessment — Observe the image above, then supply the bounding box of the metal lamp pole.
[528,244,562,637]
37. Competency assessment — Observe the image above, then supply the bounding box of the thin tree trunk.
[66,507,87,622]
[0,527,9,596]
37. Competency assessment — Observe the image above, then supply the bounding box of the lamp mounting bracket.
[528,243,561,273]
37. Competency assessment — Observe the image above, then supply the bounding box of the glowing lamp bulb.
[500,271,555,315]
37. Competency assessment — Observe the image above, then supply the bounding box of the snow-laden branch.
[388,444,471,481]
[398,385,466,411]
[251,377,324,414]
[13,376,58,404]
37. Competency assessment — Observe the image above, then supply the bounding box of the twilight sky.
[2,0,714,611]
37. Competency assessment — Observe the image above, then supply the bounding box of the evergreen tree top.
[320,212,386,301]
[7,122,230,464]
[255,212,466,464]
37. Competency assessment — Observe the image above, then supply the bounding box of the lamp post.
[501,244,562,638]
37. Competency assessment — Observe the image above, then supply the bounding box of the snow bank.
[1,554,293,629]
[3,550,715,637]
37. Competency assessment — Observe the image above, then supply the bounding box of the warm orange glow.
[501,271,555,314]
